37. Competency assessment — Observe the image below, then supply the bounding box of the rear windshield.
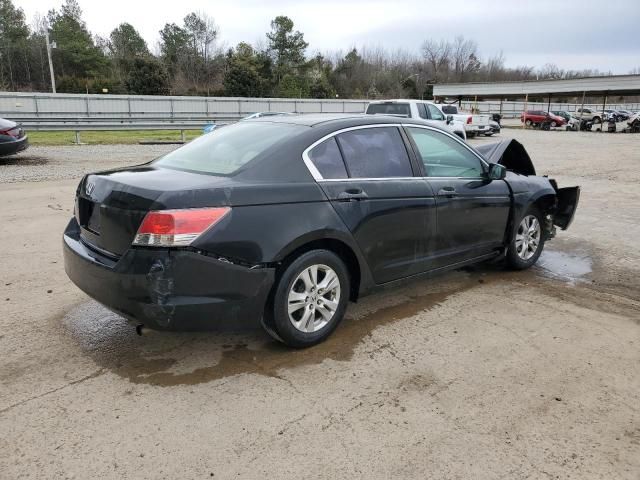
[440,105,457,114]
[366,103,411,116]
[154,121,305,175]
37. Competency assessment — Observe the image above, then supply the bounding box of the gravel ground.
[0,144,177,183]
[0,129,639,479]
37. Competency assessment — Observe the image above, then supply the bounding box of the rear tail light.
[1,127,21,138]
[133,207,231,247]
[466,116,472,124]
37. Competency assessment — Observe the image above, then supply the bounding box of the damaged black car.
[63,115,579,347]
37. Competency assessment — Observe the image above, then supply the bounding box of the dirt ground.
[1,129,639,479]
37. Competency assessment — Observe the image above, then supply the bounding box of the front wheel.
[264,249,350,348]
[506,208,546,270]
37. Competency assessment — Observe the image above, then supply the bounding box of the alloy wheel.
[515,215,541,260]
[287,264,341,333]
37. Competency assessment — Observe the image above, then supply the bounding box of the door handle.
[437,186,457,197]
[337,189,369,202]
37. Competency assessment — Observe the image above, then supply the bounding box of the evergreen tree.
[47,0,108,80]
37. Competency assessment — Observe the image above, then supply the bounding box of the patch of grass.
[27,129,203,146]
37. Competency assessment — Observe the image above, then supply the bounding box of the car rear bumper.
[0,135,28,156]
[465,125,491,133]
[63,218,275,331]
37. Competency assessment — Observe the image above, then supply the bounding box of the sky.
[14,0,640,74]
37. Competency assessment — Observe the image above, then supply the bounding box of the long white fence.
[0,92,368,122]
[0,92,638,124]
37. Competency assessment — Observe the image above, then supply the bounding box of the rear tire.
[506,207,546,270]
[263,249,350,348]
[525,119,533,127]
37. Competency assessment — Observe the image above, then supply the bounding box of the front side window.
[427,104,445,121]
[307,137,348,179]
[407,127,484,178]
[155,122,305,175]
[336,127,413,178]
[417,103,429,119]
[441,105,457,115]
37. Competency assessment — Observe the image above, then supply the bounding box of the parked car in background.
[243,112,293,120]
[617,109,634,119]
[203,112,293,134]
[486,119,501,136]
[0,118,28,157]
[63,114,579,348]
[436,104,492,137]
[552,111,581,131]
[575,108,602,124]
[521,110,566,128]
[365,100,467,140]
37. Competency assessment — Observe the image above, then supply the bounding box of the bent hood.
[475,139,536,176]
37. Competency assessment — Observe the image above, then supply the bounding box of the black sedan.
[0,118,28,156]
[63,115,579,347]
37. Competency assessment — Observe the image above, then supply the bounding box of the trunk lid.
[75,164,325,257]
[76,166,236,257]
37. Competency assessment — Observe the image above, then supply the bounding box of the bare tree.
[421,39,450,82]
[451,36,480,81]
[485,50,505,81]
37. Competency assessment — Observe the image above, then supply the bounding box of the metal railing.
[1,92,638,141]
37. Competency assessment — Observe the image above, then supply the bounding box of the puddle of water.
[62,246,594,387]
[63,272,491,387]
[535,249,592,284]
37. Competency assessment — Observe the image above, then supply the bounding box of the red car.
[520,110,566,127]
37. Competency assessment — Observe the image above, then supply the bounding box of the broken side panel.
[553,186,580,230]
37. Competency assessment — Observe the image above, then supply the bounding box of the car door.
[404,125,511,268]
[305,125,437,284]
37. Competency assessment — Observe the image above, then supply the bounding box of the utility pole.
[45,27,56,93]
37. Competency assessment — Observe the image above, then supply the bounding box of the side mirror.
[446,115,453,125]
[487,163,506,180]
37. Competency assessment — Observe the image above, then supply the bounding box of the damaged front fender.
[475,139,536,176]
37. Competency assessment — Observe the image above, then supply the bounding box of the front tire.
[506,208,546,270]
[264,249,350,348]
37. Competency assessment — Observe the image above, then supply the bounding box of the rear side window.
[307,137,348,179]
[336,127,413,178]
[365,103,411,117]
[155,122,305,175]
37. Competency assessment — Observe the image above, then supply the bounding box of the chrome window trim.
[302,124,405,182]
[402,123,490,170]
[301,122,489,182]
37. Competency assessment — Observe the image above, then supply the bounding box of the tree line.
[0,0,618,99]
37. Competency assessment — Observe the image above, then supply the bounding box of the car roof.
[245,113,411,127]
[244,113,454,137]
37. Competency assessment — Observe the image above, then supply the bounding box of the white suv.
[365,100,467,140]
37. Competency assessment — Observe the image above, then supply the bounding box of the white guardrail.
[1,92,638,134]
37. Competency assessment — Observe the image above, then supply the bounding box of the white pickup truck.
[435,104,492,137]
[365,99,467,140]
